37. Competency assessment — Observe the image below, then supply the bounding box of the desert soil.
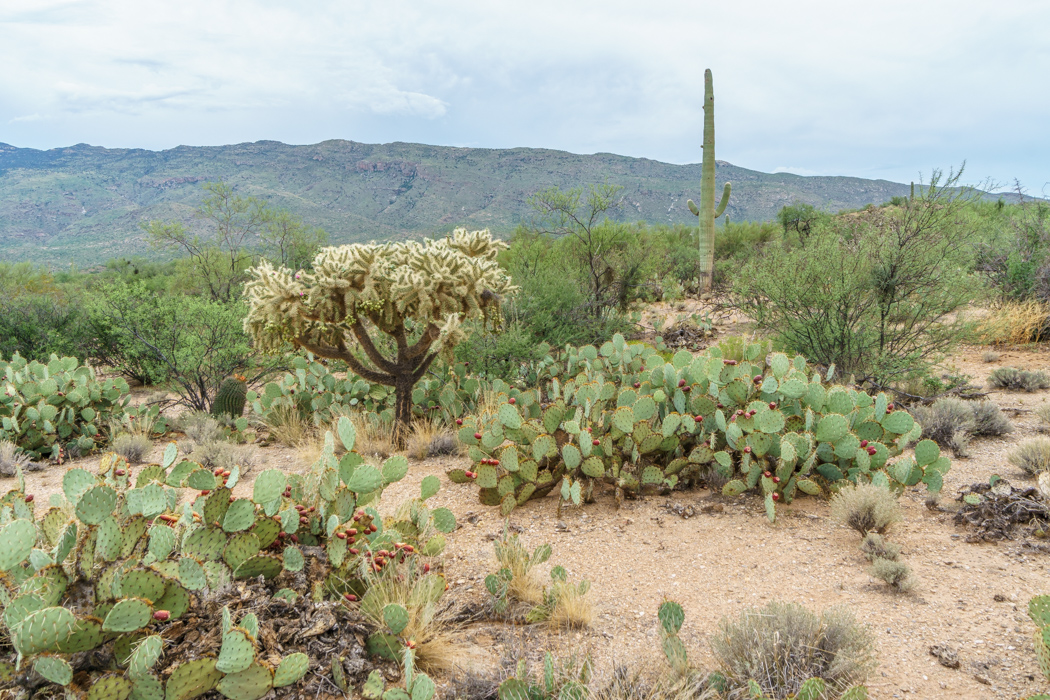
[12,345,1050,700]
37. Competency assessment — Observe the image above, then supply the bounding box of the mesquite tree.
[243,229,516,444]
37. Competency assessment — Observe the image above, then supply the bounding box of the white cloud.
[0,0,1047,189]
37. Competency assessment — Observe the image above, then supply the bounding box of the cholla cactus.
[243,228,516,444]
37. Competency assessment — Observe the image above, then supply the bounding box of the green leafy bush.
[454,335,947,521]
[0,353,130,460]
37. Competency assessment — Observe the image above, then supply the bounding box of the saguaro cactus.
[686,68,731,291]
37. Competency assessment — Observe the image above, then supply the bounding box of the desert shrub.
[869,557,915,592]
[970,399,1013,436]
[0,353,130,460]
[486,531,550,611]
[988,366,1050,391]
[453,321,545,383]
[830,483,902,536]
[187,440,257,473]
[88,282,268,409]
[407,421,458,460]
[527,565,592,629]
[983,350,1000,363]
[976,191,1050,303]
[735,168,982,385]
[709,602,876,699]
[261,403,315,446]
[859,533,901,562]
[176,411,227,444]
[1036,404,1050,432]
[1007,437,1050,475]
[110,433,153,463]
[911,398,974,453]
[340,410,397,459]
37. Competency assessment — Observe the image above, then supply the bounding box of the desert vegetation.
[1,95,1049,700]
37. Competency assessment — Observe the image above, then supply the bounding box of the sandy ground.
[10,346,1050,699]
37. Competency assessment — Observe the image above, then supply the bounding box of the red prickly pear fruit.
[369,525,378,533]
[348,528,358,535]
[772,492,780,501]
[25,494,34,503]
[867,446,877,455]
[695,415,704,422]
[753,375,762,384]
[683,386,691,392]
[214,468,224,475]
[223,470,231,477]
[772,476,781,484]
[423,563,431,572]
[200,490,210,496]
[474,432,482,440]
[678,379,687,387]
[593,439,600,446]
[736,409,744,416]
[299,516,309,525]
[860,440,868,448]
[456,419,463,425]
[153,610,170,621]
[763,471,772,478]
[717,403,724,409]
[349,548,359,555]
[769,402,777,409]
[290,534,299,543]
[115,469,126,476]
[509,397,516,405]
[887,403,895,410]
[633,382,641,389]
[743,446,752,453]
[492,460,500,466]
[587,427,592,432]
[403,545,414,553]
[336,532,347,540]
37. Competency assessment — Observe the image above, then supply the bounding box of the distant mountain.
[0,139,961,265]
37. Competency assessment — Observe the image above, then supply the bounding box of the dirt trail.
[12,347,1050,699]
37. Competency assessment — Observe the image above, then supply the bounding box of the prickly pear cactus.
[456,335,945,522]
[0,353,131,460]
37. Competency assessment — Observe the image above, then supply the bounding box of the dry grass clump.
[188,440,257,472]
[1036,404,1050,432]
[111,433,153,464]
[0,441,38,477]
[1007,437,1050,475]
[982,350,1000,363]
[829,483,901,536]
[988,367,1050,392]
[358,564,466,675]
[710,602,877,699]
[338,410,396,458]
[973,300,1050,345]
[539,568,593,630]
[493,532,548,606]
[859,533,901,562]
[263,404,314,447]
[177,411,226,443]
[869,557,914,593]
[407,420,460,460]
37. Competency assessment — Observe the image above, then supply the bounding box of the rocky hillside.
[1,139,924,265]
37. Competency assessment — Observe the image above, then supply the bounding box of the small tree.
[243,229,516,444]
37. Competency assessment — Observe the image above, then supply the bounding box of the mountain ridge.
[0,138,967,265]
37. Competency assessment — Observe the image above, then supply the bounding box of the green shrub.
[735,169,981,386]
[859,533,900,562]
[988,367,1050,392]
[87,282,267,410]
[454,335,949,521]
[710,602,876,699]
[0,353,129,460]
[869,557,915,593]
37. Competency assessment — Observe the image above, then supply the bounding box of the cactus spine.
[686,68,731,291]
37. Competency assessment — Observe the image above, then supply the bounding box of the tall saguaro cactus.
[686,68,731,291]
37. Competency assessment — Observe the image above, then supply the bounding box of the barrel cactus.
[211,375,248,418]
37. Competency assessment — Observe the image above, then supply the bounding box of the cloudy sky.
[1,1,1048,190]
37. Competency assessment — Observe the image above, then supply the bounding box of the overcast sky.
[1,1,1047,191]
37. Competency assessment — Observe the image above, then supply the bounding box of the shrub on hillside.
[911,397,1012,456]
[988,366,1050,392]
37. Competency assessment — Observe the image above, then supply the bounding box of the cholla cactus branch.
[244,228,515,444]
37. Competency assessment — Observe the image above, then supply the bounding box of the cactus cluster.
[0,353,130,460]
[454,335,947,521]
[0,415,455,697]
[362,648,436,700]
